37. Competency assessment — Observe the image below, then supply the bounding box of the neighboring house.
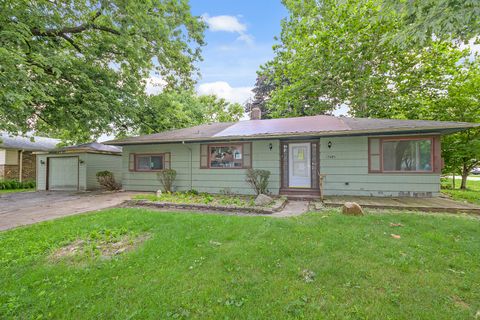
[0,132,60,181]
[36,142,122,191]
[105,110,478,197]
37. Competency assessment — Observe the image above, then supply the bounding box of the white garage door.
[48,157,79,191]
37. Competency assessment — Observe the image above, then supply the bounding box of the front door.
[288,143,311,188]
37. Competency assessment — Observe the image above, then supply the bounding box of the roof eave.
[104,125,476,146]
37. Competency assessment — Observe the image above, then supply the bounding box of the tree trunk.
[460,164,468,190]
[452,172,456,189]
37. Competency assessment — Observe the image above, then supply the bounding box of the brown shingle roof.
[105,115,479,145]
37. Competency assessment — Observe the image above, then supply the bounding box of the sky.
[189,0,288,104]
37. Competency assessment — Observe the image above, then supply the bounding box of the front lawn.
[1,209,479,319]
[441,177,480,205]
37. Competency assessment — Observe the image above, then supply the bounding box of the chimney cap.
[250,107,262,120]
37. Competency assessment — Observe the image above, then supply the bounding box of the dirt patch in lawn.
[50,232,150,264]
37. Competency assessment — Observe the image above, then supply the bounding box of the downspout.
[182,141,193,190]
[19,150,23,182]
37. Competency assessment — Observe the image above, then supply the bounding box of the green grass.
[134,192,257,207]
[1,209,479,319]
[441,178,480,205]
[0,188,34,194]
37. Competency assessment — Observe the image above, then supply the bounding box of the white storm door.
[288,143,311,188]
[48,157,79,190]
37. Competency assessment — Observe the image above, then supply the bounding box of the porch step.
[280,188,321,201]
[284,195,321,201]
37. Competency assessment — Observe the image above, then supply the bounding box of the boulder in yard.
[254,194,273,206]
[156,190,162,197]
[342,202,364,216]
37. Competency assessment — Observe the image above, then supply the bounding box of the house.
[104,110,478,197]
[0,132,60,182]
[36,142,122,191]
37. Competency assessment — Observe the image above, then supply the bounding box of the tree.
[265,0,404,118]
[0,0,205,142]
[384,0,480,46]
[415,61,480,189]
[245,64,277,119]
[138,90,244,134]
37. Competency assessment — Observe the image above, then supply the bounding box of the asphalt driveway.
[0,191,137,231]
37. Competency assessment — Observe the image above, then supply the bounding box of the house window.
[209,144,244,168]
[135,154,164,171]
[369,137,435,173]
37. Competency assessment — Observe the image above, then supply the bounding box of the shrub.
[95,171,121,191]
[245,169,271,195]
[185,189,199,195]
[0,179,35,190]
[157,169,177,192]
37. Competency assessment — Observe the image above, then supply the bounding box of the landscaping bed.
[127,192,287,214]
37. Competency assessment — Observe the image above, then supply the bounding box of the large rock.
[255,194,273,206]
[342,202,364,216]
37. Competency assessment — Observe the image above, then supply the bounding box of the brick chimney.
[250,107,261,120]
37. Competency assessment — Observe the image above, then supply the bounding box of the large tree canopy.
[138,90,244,135]
[260,0,474,118]
[0,0,205,142]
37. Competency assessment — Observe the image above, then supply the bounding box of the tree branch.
[30,10,119,37]
[59,34,82,53]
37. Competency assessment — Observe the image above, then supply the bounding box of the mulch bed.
[122,198,287,215]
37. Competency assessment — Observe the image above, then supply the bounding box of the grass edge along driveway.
[1,208,479,319]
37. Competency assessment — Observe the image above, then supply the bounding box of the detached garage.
[36,142,122,191]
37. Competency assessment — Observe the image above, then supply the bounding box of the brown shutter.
[164,152,171,170]
[311,142,319,189]
[200,144,208,169]
[433,136,442,173]
[243,142,252,168]
[368,138,381,172]
[281,142,289,189]
[129,153,135,171]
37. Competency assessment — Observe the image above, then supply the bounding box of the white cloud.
[145,76,167,95]
[236,33,254,45]
[197,81,253,105]
[202,14,246,33]
[202,13,254,45]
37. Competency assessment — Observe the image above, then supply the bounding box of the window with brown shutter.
[200,142,252,169]
[369,136,439,173]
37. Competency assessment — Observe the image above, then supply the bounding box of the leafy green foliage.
[0,0,205,142]
[245,169,271,195]
[157,169,177,192]
[1,208,479,318]
[263,0,474,119]
[139,90,244,134]
[383,0,480,46]
[0,179,35,190]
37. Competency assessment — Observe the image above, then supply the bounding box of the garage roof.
[0,132,60,151]
[58,142,122,154]
[105,115,479,145]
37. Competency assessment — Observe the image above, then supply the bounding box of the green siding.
[120,135,440,197]
[319,136,441,196]
[85,153,123,190]
[122,140,280,195]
